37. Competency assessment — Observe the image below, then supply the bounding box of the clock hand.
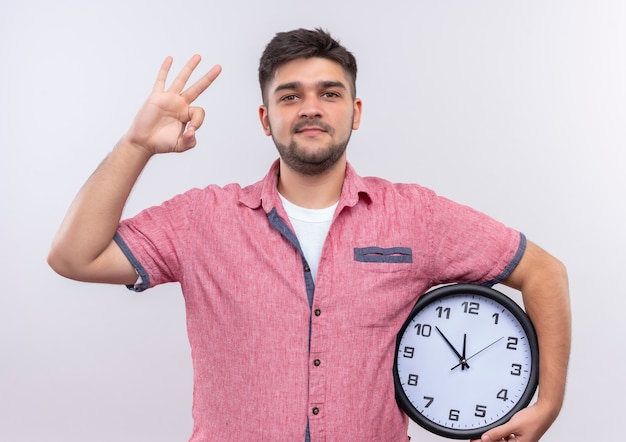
[461,333,467,371]
[450,336,504,370]
[435,326,469,370]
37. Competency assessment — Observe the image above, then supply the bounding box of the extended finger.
[152,56,174,92]
[181,64,222,103]
[167,54,203,94]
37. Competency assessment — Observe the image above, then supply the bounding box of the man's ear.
[258,105,271,136]
[352,98,363,130]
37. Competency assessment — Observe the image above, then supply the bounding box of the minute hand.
[450,336,504,370]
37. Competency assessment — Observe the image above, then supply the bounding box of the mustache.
[292,119,333,134]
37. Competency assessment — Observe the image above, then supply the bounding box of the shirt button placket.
[309,303,326,438]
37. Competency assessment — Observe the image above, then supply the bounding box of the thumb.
[178,125,198,151]
[479,431,518,442]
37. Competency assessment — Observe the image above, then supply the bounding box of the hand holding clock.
[469,401,551,442]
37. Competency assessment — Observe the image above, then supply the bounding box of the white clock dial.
[394,285,538,440]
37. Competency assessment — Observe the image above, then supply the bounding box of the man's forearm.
[523,257,571,417]
[481,241,571,442]
[508,241,571,422]
[48,139,152,280]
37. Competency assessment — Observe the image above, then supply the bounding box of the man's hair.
[258,28,358,103]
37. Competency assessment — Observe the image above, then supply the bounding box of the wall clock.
[394,284,539,439]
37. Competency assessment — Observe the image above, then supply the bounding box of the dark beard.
[272,118,353,176]
[273,137,350,176]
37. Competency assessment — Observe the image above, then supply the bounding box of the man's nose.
[298,95,323,119]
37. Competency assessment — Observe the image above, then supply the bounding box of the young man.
[48,29,570,442]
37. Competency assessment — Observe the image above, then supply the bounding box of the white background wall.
[1,0,624,440]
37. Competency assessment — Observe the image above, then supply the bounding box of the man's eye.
[281,94,298,101]
[322,92,339,98]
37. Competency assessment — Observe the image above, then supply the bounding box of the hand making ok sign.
[123,55,222,155]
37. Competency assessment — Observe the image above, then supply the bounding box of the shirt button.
[312,407,320,415]
[313,359,321,366]
[304,264,311,272]
[314,309,321,316]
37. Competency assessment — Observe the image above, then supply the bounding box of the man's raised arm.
[47,55,221,284]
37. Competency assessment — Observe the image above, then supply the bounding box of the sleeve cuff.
[113,232,151,292]
[484,232,527,287]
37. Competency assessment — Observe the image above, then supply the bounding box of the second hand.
[450,336,504,370]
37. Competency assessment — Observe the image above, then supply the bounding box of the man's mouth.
[293,121,331,135]
[296,126,326,135]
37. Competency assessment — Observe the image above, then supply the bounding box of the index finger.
[180,64,222,103]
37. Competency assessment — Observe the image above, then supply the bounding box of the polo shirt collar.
[239,159,372,213]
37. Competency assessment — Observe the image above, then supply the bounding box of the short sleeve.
[427,194,525,286]
[115,190,199,291]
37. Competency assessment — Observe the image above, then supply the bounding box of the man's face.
[259,57,362,176]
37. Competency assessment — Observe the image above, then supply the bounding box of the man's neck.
[277,158,346,209]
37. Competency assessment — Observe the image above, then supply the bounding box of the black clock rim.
[393,284,539,440]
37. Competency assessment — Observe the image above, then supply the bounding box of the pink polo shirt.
[115,160,524,442]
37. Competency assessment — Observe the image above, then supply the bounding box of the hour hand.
[435,326,469,370]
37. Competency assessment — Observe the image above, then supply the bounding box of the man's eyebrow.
[273,82,302,94]
[319,80,347,90]
[273,80,347,94]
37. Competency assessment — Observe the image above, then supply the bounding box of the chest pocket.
[354,246,413,263]
[344,246,415,326]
